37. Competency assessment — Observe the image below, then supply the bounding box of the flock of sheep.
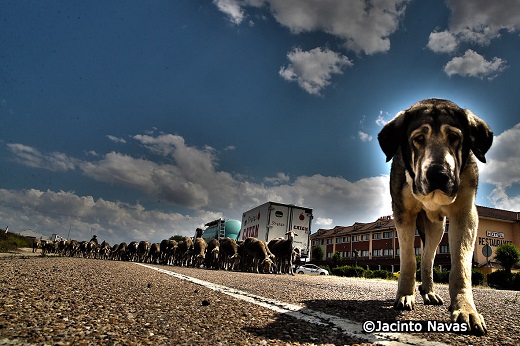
[33,230,300,275]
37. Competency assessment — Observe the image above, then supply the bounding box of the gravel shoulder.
[1,255,518,345]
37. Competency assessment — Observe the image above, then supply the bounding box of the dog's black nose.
[426,165,451,191]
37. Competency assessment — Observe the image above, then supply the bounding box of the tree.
[494,243,520,274]
[170,235,185,242]
[312,245,324,261]
[332,251,341,266]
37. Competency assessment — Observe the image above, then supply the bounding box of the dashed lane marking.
[137,263,448,346]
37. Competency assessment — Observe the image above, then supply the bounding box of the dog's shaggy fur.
[378,98,493,335]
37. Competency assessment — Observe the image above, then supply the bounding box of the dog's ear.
[464,109,493,163]
[378,111,406,162]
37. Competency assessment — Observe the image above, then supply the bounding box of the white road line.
[137,263,448,346]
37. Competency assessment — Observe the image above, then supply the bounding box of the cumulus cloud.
[427,1,520,78]
[427,30,459,53]
[479,123,520,211]
[0,187,220,244]
[358,131,373,142]
[447,0,520,45]
[3,132,396,243]
[279,47,352,95]
[7,143,77,172]
[264,172,290,185]
[215,0,409,55]
[479,123,520,188]
[444,49,507,79]
[106,135,127,144]
[315,217,334,227]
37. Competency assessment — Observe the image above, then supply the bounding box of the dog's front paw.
[394,294,415,311]
[422,292,444,305]
[450,305,487,336]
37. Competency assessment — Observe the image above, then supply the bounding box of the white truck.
[240,202,313,258]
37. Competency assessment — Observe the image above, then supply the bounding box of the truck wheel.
[297,271,304,274]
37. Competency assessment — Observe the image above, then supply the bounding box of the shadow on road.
[243,299,398,344]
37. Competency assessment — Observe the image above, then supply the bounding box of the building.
[310,206,520,273]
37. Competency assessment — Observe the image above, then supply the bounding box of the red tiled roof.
[311,205,518,239]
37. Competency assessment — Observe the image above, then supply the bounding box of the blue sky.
[1,0,519,244]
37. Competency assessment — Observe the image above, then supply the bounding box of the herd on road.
[33,231,301,275]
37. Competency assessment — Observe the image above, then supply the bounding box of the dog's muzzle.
[418,164,458,199]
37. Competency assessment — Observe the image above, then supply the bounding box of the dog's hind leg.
[417,210,444,305]
[394,216,418,311]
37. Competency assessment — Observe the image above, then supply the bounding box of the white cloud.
[3,133,395,244]
[279,47,352,95]
[0,187,220,244]
[488,185,520,212]
[479,123,520,211]
[264,172,290,185]
[215,0,409,55]
[479,123,520,188]
[212,0,246,25]
[447,0,520,45]
[427,1,520,58]
[427,30,458,53]
[106,135,127,144]
[315,217,334,227]
[7,143,77,172]
[358,131,373,142]
[212,0,266,25]
[443,49,507,79]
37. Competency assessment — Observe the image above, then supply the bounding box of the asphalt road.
[0,255,518,345]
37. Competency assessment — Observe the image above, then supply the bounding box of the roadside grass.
[0,232,33,252]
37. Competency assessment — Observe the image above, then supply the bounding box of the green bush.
[373,269,393,279]
[488,270,514,289]
[433,268,450,283]
[363,269,374,279]
[331,265,365,277]
[471,270,484,286]
[512,273,520,291]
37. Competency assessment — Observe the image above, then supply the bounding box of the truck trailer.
[240,202,313,257]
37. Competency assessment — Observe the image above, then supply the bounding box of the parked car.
[295,264,329,275]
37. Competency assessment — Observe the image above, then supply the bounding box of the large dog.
[378,98,493,335]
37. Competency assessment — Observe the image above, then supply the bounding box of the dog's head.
[378,98,493,205]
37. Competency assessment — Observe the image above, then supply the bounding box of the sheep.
[205,238,220,269]
[219,237,239,270]
[192,237,207,268]
[137,240,151,263]
[267,230,298,275]
[243,237,274,274]
[148,242,161,264]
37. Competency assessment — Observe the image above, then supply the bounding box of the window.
[361,250,369,257]
[414,247,421,255]
[343,251,350,258]
[372,233,381,240]
[373,249,382,257]
[326,252,332,258]
[444,223,449,233]
[326,239,333,244]
[361,234,370,241]
[336,237,341,243]
[383,249,393,256]
[440,245,450,254]
[352,235,359,242]
[415,228,419,236]
[321,239,324,245]
[343,236,350,243]
[383,231,393,239]
[396,248,400,256]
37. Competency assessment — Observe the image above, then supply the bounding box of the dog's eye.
[448,132,460,145]
[413,134,426,146]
